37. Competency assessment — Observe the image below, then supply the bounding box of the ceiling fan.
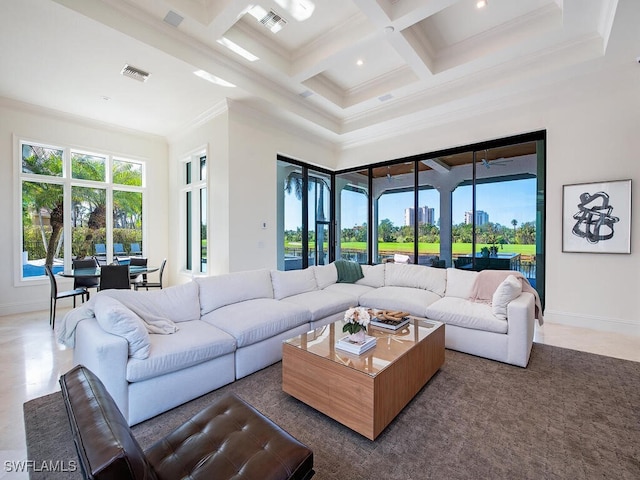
[480,150,512,169]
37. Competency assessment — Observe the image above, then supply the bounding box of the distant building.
[465,210,489,226]
[405,206,435,226]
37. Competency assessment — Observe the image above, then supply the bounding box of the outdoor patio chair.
[134,258,166,290]
[99,265,131,291]
[45,264,88,329]
[94,243,107,262]
[113,243,127,257]
[129,242,142,256]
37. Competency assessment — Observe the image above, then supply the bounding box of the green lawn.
[336,242,536,256]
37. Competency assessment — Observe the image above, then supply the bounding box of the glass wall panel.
[336,169,369,263]
[200,187,207,273]
[71,186,106,258]
[186,191,192,270]
[473,144,538,280]
[72,152,105,181]
[372,162,415,264]
[281,162,304,270]
[113,190,142,258]
[113,159,142,187]
[22,144,63,177]
[416,160,441,266]
[21,181,64,277]
[309,171,331,266]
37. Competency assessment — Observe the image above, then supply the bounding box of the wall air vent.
[120,64,150,83]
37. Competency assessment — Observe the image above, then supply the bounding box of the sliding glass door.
[278,158,333,270]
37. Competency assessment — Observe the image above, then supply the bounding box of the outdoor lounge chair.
[129,242,142,256]
[113,243,127,256]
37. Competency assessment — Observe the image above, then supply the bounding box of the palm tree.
[511,219,518,243]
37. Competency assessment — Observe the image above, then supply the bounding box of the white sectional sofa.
[58,261,539,425]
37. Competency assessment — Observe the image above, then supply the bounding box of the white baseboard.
[543,309,640,336]
[0,299,50,317]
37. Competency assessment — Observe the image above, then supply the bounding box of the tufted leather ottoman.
[60,365,314,480]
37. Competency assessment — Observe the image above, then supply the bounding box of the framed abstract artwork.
[562,179,631,253]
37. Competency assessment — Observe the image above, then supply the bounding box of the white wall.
[0,99,169,315]
[338,64,640,336]
[168,107,230,283]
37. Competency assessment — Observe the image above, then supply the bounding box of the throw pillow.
[492,275,522,320]
[94,295,151,359]
[335,259,364,283]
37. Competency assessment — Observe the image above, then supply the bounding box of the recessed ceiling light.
[274,0,315,21]
[193,70,236,88]
[356,59,364,67]
[217,37,259,62]
[476,0,488,8]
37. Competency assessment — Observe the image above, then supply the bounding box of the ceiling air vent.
[260,9,287,32]
[120,64,150,83]
[163,10,184,28]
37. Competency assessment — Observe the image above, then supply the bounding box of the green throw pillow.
[335,260,364,283]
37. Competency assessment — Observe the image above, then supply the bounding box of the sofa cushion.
[445,267,479,298]
[280,290,354,321]
[201,298,310,348]
[270,269,317,300]
[94,296,150,360]
[197,270,273,315]
[356,264,386,288]
[323,282,375,304]
[384,263,446,296]
[334,259,364,283]
[126,320,236,383]
[99,281,200,323]
[492,275,522,320]
[359,286,442,318]
[426,297,508,334]
[312,264,337,289]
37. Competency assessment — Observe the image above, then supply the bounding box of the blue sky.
[285,178,536,230]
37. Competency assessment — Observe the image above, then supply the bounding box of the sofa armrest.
[73,319,130,419]
[505,292,535,367]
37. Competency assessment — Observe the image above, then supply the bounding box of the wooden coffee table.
[282,318,445,440]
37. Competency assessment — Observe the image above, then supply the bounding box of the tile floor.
[0,308,638,479]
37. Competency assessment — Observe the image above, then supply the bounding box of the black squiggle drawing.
[571,191,619,244]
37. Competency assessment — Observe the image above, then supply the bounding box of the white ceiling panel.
[0,0,631,144]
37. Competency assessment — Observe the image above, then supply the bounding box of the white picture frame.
[562,179,631,253]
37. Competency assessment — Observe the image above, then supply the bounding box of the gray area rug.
[24,343,640,479]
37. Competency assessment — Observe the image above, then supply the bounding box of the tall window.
[19,141,145,280]
[182,153,207,274]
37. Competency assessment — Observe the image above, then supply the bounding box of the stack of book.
[335,335,377,355]
[369,310,411,331]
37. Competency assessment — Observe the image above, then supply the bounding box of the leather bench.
[59,365,314,480]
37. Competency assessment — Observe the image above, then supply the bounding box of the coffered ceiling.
[0,0,627,144]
